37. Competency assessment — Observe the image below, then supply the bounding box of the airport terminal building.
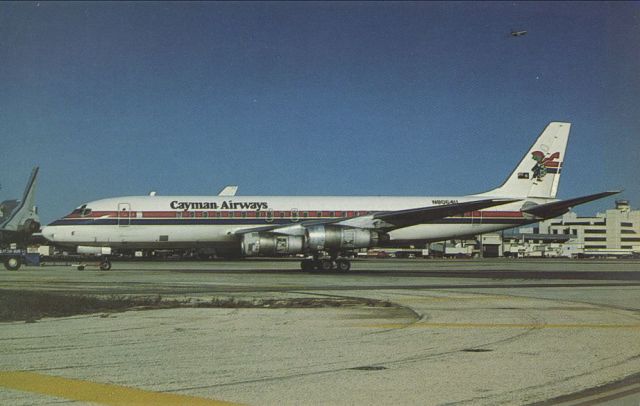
[499,200,639,258]
[536,199,640,257]
[428,200,640,258]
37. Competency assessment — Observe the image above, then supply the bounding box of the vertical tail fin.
[1,167,39,232]
[485,122,570,198]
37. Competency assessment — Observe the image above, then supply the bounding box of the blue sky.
[1,1,638,223]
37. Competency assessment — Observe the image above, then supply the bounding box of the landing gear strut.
[300,258,315,271]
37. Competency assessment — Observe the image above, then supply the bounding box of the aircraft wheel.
[318,259,333,271]
[4,256,22,271]
[99,258,112,271]
[336,259,351,272]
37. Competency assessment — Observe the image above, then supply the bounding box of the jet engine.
[241,232,305,257]
[21,219,40,234]
[241,226,384,258]
[305,225,380,252]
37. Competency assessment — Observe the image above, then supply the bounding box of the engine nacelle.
[241,232,304,257]
[20,219,40,234]
[305,225,380,252]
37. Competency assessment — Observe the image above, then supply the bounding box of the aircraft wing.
[232,218,341,236]
[521,191,621,218]
[371,198,519,229]
[233,198,519,235]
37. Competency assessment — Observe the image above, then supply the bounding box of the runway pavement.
[1,258,639,405]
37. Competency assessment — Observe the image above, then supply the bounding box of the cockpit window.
[71,205,92,217]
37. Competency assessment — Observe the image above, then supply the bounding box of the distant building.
[502,233,572,258]
[429,239,477,258]
[537,200,640,257]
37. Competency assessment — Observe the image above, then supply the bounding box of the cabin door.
[118,203,131,227]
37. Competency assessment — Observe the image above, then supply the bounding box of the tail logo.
[531,151,561,181]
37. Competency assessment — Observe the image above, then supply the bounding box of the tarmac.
[1,258,639,405]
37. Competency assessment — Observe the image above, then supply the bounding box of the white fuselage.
[42,194,537,250]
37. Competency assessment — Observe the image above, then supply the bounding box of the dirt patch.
[0,289,396,322]
[0,289,171,322]
[197,296,394,309]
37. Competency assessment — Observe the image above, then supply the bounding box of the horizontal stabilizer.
[374,198,520,228]
[522,191,621,218]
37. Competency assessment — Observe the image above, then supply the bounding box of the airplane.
[42,123,619,271]
[0,167,40,245]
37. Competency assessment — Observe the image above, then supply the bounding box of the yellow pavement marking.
[0,371,241,406]
[359,322,640,329]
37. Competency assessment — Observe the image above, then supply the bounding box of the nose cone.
[40,226,56,242]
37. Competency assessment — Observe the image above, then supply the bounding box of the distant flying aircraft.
[511,30,528,37]
[0,167,40,244]
[42,123,619,271]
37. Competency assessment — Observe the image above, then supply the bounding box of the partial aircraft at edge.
[0,167,40,244]
[42,123,619,271]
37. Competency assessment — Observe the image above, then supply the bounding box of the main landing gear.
[300,257,351,272]
[99,257,112,271]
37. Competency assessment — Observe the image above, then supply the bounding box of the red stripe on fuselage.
[63,209,525,221]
